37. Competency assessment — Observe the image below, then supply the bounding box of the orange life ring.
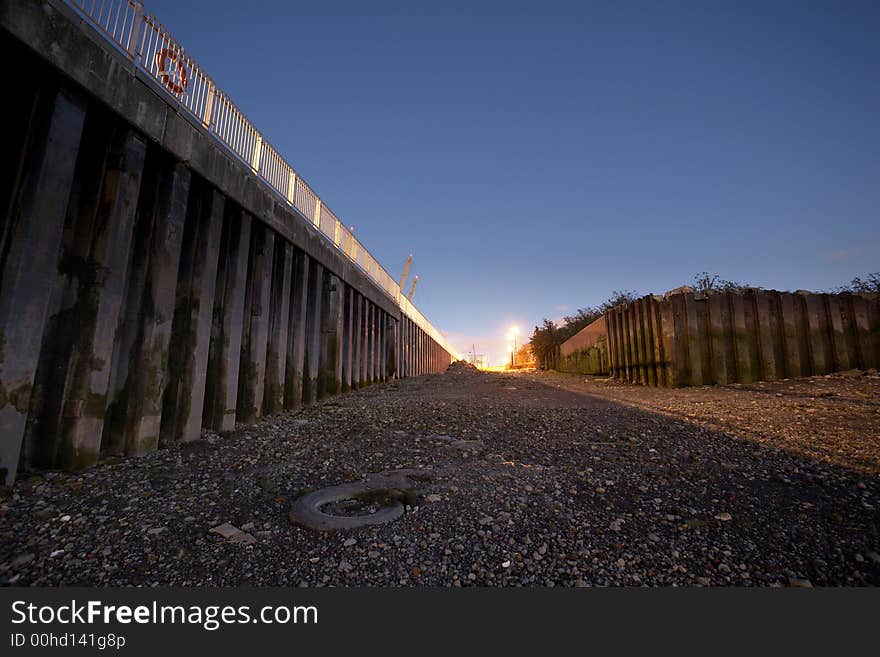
[156,48,188,95]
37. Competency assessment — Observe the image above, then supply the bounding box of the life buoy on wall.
[156,48,188,95]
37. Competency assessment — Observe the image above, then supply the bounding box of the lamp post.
[507,326,520,369]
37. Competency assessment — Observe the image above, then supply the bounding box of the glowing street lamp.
[507,325,520,368]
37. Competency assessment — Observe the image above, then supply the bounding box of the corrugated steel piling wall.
[606,290,880,387]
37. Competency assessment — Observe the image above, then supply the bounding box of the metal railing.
[65,0,457,357]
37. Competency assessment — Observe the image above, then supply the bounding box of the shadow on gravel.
[443,370,880,585]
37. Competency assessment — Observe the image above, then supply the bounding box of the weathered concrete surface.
[303,260,324,405]
[23,115,141,473]
[119,162,191,456]
[264,242,293,415]
[203,211,252,431]
[0,86,86,485]
[557,316,609,375]
[363,300,373,385]
[236,226,274,424]
[162,184,224,444]
[352,293,363,389]
[376,306,384,381]
[317,273,344,398]
[342,286,354,392]
[386,315,398,379]
[284,251,310,411]
[405,317,412,377]
[56,128,148,467]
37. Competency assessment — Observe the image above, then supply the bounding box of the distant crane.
[407,276,419,301]
[399,254,412,291]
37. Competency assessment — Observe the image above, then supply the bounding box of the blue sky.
[146,0,879,363]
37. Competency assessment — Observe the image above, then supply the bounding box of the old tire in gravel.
[288,482,405,531]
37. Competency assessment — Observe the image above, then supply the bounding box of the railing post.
[126,1,145,62]
[202,82,215,128]
[251,135,263,173]
[313,199,322,230]
[333,219,341,246]
[287,171,296,205]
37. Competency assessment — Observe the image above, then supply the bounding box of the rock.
[788,577,813,588]
[425,494,442,503]
[450,439,484,451]
[714,512,733,522]
[209,523,256,545]
[343,538,357,547]
[10,553,35,568]
[209,523,239,539]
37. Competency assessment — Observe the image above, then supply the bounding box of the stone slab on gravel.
[209,523,257,545]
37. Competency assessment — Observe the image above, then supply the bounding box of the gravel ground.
[1,363,878,587]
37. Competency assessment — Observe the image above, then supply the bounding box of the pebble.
[10,553,35,568]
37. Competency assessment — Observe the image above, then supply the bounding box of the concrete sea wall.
[557,317,609,375]
[0,0,454,484]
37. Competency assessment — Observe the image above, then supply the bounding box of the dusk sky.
[147,0,879,364]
